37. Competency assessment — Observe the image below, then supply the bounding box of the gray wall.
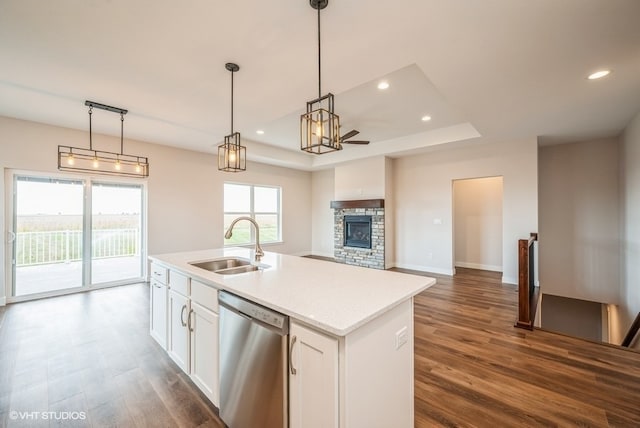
[541,294,602,342]
[539,138,621,304]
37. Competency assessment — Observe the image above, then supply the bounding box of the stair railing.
[515,233,538,330]
[621,312,640,347]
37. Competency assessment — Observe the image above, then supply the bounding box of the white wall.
[393,138,537,282]
[334,156,387,200]
[621,110,640,348]
[0,116,311,304]
[334,156,395,268]
[539,139,621,304]
[384,157,395,269]
[453,176,503,272]
[311,168,335,258]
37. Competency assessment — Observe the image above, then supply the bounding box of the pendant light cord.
[317,4,322,98]
[120,113,124,154]
[230,69,234,134]
[88,106,93,150]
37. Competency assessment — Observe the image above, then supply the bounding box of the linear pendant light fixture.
[300,0,341,154]
[218,62,246,172]
[58,100,149,178]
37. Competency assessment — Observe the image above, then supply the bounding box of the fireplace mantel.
[330,199,384,209]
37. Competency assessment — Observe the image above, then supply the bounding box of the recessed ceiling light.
[587,70,611,80]
[421,115,432,122]
[256,130,265,135]
[377,81,389,90]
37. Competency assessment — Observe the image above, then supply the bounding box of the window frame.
[223,182,282,246]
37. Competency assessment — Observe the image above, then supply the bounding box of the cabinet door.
[290,322,339,428]
[168,290,190,372]
[189,302,219,406]
[150,280,167,349]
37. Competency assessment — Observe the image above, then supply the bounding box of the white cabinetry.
[165,270,219,406]
[289,321,339,428]
[189,281,219,405]
[149,263,168,349]
[290,299,415,428]
[168,288,190,371]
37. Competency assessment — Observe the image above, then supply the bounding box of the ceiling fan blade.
[342,140,370,145]
[340,130,359,140]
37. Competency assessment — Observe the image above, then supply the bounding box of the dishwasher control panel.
[219,291,287,331]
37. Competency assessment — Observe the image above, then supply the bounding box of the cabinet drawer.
[150,278,166,290]
[151,263,168,284]
[191,280,219,313]
[169,271,190,296]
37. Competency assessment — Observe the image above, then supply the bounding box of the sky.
[16,180,142,215]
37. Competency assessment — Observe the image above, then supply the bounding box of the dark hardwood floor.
[0,284,222,428]
[407,267,640,428]
[1,268,639,427]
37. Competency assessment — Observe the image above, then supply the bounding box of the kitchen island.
[149,248,435,428]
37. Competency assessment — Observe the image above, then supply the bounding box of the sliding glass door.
[13,177,84,296]
[11,174,145,299]
[91,182,143,284]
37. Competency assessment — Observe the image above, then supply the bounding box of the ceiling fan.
[337,129,370,145]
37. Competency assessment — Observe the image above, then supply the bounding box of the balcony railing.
[15,229,140,266]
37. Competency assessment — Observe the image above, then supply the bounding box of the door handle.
[289,335,297,375]
[187,309,194,332]
[180,304,187,327]
[6,231,16,243]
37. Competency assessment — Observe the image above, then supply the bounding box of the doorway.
[452,176,503,273]
[9,173,145,300]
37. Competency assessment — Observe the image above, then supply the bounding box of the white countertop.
[149,248,435,336]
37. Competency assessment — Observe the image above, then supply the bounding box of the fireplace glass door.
[344,215,372,249]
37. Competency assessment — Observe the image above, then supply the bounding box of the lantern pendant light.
[300,0,341,154]
[58,100,149,178]
[218,62,246,172]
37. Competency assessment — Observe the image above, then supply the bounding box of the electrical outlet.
[395,326,408,350]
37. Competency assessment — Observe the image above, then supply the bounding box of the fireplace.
[331,199,384,270]
[344,215,372,249]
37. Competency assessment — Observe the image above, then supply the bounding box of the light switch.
[433,218,442,225]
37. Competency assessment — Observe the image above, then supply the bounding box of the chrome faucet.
[224,216,264,262]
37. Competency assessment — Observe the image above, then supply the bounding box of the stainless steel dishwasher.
[218,291,289,428]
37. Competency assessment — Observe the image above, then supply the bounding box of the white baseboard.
[455,261,502,272]
[502,275,517,285]
[393,262,454,276]
[0,296,5,306]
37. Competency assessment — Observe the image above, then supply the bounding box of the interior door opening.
[452,176,504,274]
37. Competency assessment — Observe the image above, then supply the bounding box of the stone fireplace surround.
[331,199,385,270]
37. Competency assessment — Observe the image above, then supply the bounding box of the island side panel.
[342,298,414,428]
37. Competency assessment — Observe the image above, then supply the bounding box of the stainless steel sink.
[189,257,262,275]
[189,257,251,272]
[215,265,261,275]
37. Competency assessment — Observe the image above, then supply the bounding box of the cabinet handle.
[153,272,162,276]
[188,309,194,332]
[180,305,187,327]
[289,335,297,375]
[153,283,162,289]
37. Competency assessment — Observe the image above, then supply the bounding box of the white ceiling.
[1,0,639,170]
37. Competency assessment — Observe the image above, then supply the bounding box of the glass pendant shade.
[301,93,341,154]
[218,132,246,172]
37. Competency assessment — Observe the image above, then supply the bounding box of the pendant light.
[58,100,149,178]
[218,62,246,172]
[300,0,342,154]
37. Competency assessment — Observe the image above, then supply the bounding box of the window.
[224,183,281,245]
